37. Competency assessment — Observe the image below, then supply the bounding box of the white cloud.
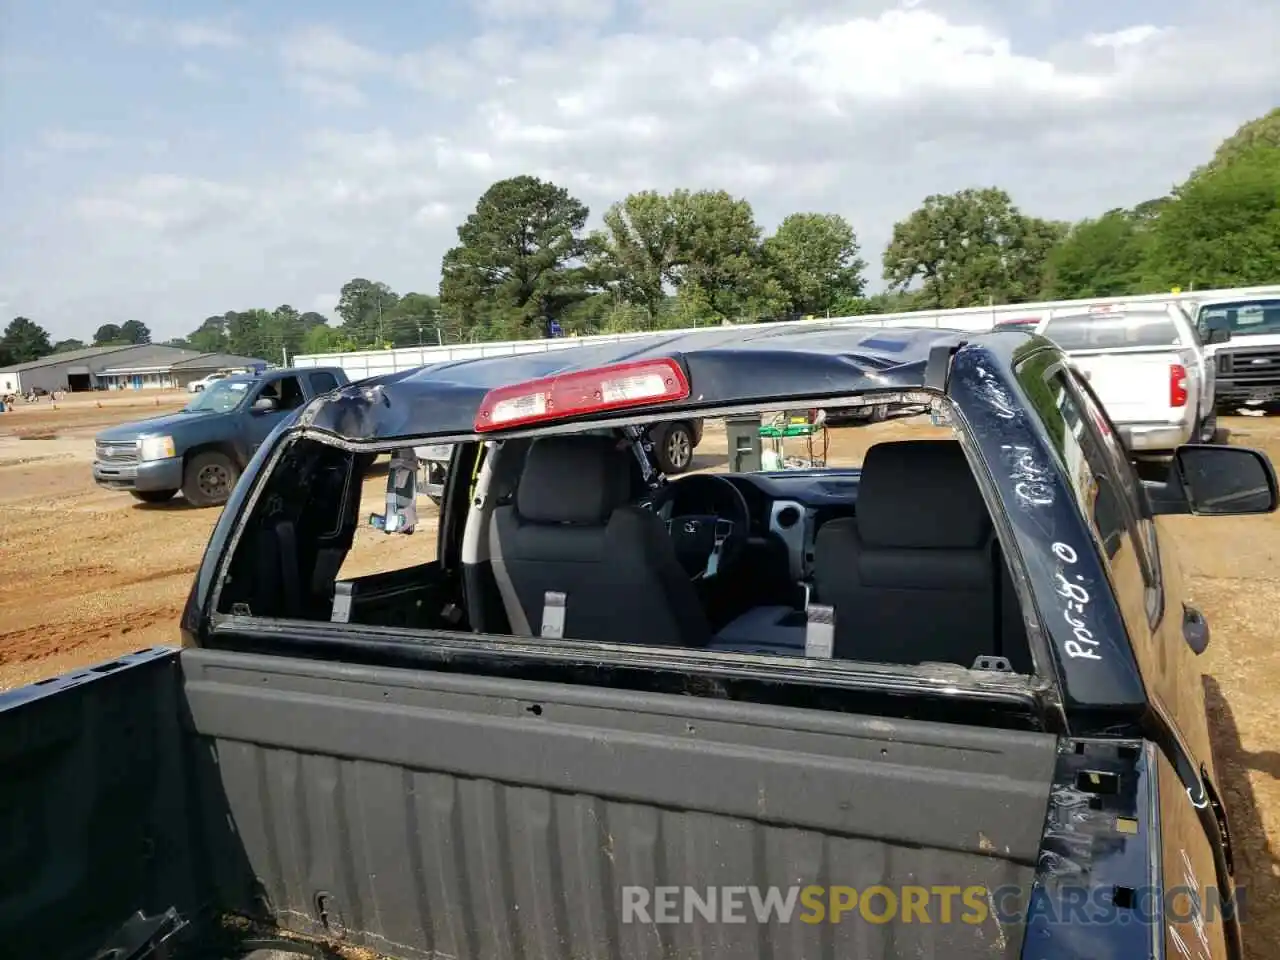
[181,61,219,83]
[1086,25,1165,49]
[100,13,245,49]
[289,73,368,108]
[9,1,1280,339]
[38,129,114,152]
[280,25,384,76]
[475,0,616,23]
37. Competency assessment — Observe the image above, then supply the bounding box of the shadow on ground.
[1204,674,1280,958]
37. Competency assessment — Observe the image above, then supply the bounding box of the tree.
[267,304,305,360]
[882,188,1065,308]
[1041,210,1155,300]
[666,189,778,322]
[119,319,151,344]
[763,213,867,315]
[440,176,591,339]
[587,191,685,322]
[187,316,229,354]
[1194,108,1280,178]
[386,292,441,346]
[301,324,356,354]
[53,338,87,353]
[1,317,52,363]
[1146,144,1280,290]
[336,279,401,346]
[225,309,274,359]
[93,323,123,345]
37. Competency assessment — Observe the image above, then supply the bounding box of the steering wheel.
[646,473,751,580]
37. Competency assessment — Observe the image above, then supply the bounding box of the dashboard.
[720,468,864,582]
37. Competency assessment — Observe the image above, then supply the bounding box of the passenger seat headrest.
[515,435,634,525]
[857,440,991,549]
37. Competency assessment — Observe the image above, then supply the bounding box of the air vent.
[776,506,801,529]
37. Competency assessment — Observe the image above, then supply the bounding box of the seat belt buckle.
[541,591,567,640]
[704,519,733,579]
[804,603,835,659]
[331,581,353,624]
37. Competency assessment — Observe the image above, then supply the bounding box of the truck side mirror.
[1205,326,1232,345]
[1173,444,1277,515]
[251,396,278,413]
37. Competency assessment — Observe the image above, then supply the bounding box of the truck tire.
[182,451,240,507]
[130,489,177,504]
[654,421,695,474]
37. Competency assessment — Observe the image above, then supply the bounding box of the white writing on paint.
[1005,444,1054,507]
[1052,542,1102,661]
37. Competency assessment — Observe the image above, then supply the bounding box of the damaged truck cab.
[3,326,1277,960]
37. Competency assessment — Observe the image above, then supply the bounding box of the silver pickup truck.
[1034,302,1229,453]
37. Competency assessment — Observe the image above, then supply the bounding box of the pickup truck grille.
[95,441,138,465]
[1218,346,1280,384]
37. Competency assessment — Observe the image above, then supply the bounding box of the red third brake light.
[474,358,690,432]
[1170,363,1188,408]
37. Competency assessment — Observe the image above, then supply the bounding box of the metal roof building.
[0,344,266,395]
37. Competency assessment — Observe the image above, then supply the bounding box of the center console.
[708,604,810,656]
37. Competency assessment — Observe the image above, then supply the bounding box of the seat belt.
[990,535,1005,659]
[488,515,532,637]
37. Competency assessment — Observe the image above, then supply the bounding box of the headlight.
[138,435,176,461]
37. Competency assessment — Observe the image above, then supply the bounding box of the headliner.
[297,324,1036,443]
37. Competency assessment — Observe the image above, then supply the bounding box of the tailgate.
[1067,348,1192,423]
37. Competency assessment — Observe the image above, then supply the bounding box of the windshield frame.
[1196,299,1280,337]
[1040,310,1185,352]
[184,378,256,414]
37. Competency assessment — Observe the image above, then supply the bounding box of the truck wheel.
[183,451,239,507]
[131,489,177,504]
[655,421,695,474]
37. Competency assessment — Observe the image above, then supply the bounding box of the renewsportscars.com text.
[621,884,1245,926]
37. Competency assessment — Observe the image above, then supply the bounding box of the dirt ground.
[1,393,1278,953]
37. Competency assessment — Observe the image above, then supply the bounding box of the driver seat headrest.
[515,435,634,525]
[856,440,990,549]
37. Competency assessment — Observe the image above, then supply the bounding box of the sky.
[1,0,1277,343]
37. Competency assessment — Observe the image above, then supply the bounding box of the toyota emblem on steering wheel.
[683,520,700,534]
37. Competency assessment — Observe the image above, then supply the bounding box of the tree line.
[3,107,1276,366]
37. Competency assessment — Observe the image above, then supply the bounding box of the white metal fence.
[292,284,1280,380]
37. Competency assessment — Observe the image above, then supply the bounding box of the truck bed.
[4,647,1059,960]
[1066,346,1194,425]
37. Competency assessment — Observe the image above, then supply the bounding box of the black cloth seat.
[811,439,1012,667]
[489,435,711,648]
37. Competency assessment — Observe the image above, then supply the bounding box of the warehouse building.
[0,345,267,396]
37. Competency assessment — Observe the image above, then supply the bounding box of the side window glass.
[277,376,306,411]
[1052,370,1165,627]
[309,371,339,394]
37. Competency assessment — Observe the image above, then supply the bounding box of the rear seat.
[811,439,1029,670]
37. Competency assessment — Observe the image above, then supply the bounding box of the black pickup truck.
[91,366,349,506]
[4,326,1276,960]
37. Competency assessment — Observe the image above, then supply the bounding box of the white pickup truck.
[1034,302,1228,453]
[1191,295,1280,412]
